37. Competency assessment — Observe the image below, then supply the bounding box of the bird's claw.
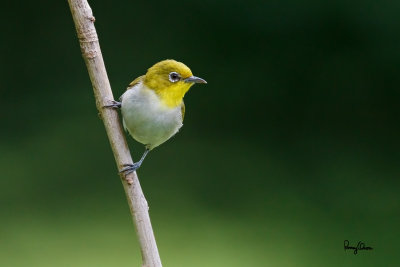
[103,100,121,109]
[119,163,141,175]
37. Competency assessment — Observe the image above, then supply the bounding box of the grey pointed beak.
[184,76,207,84]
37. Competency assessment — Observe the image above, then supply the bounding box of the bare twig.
[67,1,162,266]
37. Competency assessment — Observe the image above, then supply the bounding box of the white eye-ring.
[169,72,181,83]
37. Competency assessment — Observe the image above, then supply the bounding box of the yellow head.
[143,59,206,107]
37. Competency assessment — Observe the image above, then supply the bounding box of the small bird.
[106,59,206,174]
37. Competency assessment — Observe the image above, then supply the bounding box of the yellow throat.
[143,60,199,108]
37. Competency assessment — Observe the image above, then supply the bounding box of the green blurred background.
[1,0,399,266]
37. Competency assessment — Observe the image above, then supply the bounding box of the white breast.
[120,83,183,150]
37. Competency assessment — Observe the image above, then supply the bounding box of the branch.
[67,1,162,266]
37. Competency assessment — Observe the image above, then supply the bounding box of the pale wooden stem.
[67,1,162,266]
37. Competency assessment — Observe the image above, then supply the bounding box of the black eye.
[169,72,181,82]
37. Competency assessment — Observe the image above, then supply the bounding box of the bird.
[105,59,206,174]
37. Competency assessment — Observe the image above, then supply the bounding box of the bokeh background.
[1,0,399,266]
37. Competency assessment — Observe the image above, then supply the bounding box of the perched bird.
[106,59,206,174]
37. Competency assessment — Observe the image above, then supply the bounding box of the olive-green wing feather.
[120,75,144,102]
[181,101,185,121]
[128,75,145,88]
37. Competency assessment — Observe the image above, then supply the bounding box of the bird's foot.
[119,162,142,175]
[103,100,121,109]
[119,149,149,175]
